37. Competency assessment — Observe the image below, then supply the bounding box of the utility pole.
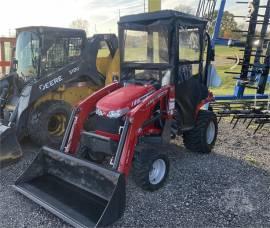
[144,0,146,12]
[148,0,161,12]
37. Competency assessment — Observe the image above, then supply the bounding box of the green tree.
[210,11,241,39]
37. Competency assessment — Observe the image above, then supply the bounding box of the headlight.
[96,108,104,116]
[107,108,129,118]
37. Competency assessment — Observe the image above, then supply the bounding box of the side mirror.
[207,64,221,88]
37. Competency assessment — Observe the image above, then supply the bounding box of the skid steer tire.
[28,100,72,148]
[133,148,169,191]
[183,110,218,154]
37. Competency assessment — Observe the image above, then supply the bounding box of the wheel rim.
[48,113,67,137]
[149,159,166,185]
[206,121,215,144]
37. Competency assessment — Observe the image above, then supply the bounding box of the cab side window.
[178,27,201,82]
[68,37,82,58]
[44,36,82,73]
[179,28,200,62]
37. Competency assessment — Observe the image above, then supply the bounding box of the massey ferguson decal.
[168,98,175,115]
[147,90,167,106]
[131,90,155,107]
[39,75,63,91]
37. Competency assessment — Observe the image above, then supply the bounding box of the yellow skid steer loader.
[0,27,119,166]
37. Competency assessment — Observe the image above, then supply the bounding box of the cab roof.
[16,26,86,36]
[119,10,208,26]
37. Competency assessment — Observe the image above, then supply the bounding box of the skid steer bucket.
[0,125,22,167]
[14,147,125,227]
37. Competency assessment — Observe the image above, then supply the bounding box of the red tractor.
[14,10,218,227]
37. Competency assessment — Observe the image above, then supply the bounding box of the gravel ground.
[1,120,270,227]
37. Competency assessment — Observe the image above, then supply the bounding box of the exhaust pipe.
[0,124,22,167]
[14,147,125,227]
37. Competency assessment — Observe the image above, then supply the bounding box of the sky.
[0,0,262,36]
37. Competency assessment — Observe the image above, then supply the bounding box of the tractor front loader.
[14,11,218,227]
[0,26,119,165]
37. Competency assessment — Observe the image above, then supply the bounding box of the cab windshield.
[123,28,169,64]
[15,31,40,78]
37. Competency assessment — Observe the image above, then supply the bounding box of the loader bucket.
[0,124,22,167]
[13,147,125,227]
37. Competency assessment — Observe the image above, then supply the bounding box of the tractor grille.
[95,115,124,134]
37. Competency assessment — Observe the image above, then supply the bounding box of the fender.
[195,91,214,117]
[118,86,171,176]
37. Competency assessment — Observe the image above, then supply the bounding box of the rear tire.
[28,100,72,148]
[183,110,218,153]
[133,148,169,191]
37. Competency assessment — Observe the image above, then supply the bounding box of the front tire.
[183,110,218,153]
[133,148,169,191]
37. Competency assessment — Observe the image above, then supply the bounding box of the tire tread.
[28,100,71,148]
[132,148,169,191]
[183,110,217,153]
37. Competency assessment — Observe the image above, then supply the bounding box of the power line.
[94,0,147,33]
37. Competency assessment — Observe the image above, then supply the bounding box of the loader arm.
[118,86,171,176]
[64,82,121,154]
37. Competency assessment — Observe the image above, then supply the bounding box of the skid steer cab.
[0,26,119,165]
[15,11,218,227]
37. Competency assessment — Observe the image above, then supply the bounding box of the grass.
[99,44,265,96]
[212,45,241,95]
[212,45,260,95]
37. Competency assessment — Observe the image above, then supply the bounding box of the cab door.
[175,26,208,130]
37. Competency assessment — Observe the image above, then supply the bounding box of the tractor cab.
[119,16,171,89]
[116,10,210,129]
[119,10,209,84]
[12,26,86,81]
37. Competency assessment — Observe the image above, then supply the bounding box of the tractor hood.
[96,84,155,117]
